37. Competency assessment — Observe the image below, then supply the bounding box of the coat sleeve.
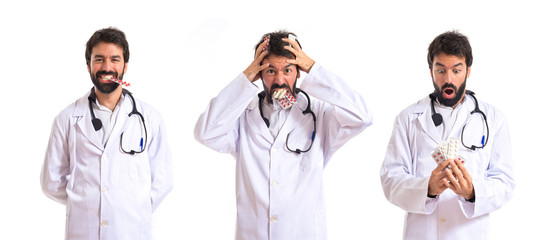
[459,110,515,218]
[194,73,259,155]
[380,112,436,214]
[299,63,373,160]
[147,112,174,212]
[40,113,71,205]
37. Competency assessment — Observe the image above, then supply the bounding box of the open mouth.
[271,88,288,100]
[98,74,117,83]
[443,87,455,99]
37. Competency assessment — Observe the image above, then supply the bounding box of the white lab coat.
[195,63,372,240]
[380,94,515,240]
[41,91,173,240]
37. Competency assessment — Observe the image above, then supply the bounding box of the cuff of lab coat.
[458,197,476,218]
[425,195,438,214]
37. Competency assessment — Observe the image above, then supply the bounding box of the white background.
[1,0,548,239]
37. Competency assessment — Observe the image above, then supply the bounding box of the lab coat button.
[439,218,446,223]
[101,187,108,192]
[270,216,278,222]
[270,181,278,186]
[101,220,108,226]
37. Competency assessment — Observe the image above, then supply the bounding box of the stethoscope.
[88,88,147,155]
[258,88,317,154]
[429,90,489,150]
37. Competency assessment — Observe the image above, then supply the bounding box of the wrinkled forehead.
[433,53,467,68]
[91,42,124,57]
[262,55,296,68]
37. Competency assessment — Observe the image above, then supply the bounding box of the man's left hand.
[283,38,315,73]
[443,159,475,200]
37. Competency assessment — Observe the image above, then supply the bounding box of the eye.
[266,69,275,74]
[285,68,293,73]
[453,69,461,74]
[436,69,444,74]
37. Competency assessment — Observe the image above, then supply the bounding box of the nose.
[100,61,113,71]
[443,72,453,84]
[273,72,285,84]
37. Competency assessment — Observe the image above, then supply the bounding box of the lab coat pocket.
[461,145,491,178]
[126,153,150,183]
[285,116,316,154]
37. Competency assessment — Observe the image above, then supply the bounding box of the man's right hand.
[427,159,452,197]
[243,40,270,82]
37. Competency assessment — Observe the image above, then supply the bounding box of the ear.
[429,67,433,79]
[466,66,471,78]
[124,62,128,73]
[297,70,301,79]
[87,64,91,73]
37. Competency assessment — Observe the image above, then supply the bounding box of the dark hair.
[254,30,301,59]
[427,31,472,69]
[85,27,129,66]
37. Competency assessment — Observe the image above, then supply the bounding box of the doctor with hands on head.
[195,30,372,240]
[40,27,173,240]
[380,30,515,240]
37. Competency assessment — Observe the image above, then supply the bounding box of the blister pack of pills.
[288,34,296,42]
[101,75,130,87]
[272,89,296,110]
[431,138,466,166]
[262,35,270,52]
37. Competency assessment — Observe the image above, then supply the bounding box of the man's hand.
[283,38,315,73]
[243,40,269,82]
[443,159,475,200]
[428,159,451,196]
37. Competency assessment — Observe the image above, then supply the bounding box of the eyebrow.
[435,62,464,68]
[267,63,295,69]
[93,55,122,59]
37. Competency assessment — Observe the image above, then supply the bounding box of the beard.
[432,77,467,107]
[91,69,124,94]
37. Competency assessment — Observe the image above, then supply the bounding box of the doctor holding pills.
[380,30,515,240]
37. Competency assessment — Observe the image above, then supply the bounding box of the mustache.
[439,83,457,92]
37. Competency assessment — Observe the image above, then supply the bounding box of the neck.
[451,93,466,109]
[95,87,122,111]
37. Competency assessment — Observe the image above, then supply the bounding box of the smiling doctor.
[380,31,515,240]
[40,27,173,240]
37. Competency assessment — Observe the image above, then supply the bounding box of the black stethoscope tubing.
[88,88,147,155]
[258,88,317,154]
[429,90,489,150]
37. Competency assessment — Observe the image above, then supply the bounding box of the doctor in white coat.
[195,31,372,240]
[41,27,173,240]
[380,31,515,240]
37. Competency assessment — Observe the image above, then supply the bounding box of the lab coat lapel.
[74,93,104,151]
[415,97,441,143]
[247,98,275,142]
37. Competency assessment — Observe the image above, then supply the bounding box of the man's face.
[88,42,128,94]
[430,53,471,108]
[260,55,300,103]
